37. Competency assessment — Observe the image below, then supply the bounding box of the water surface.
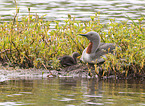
[0,78,145,105]
[0,0,145,23]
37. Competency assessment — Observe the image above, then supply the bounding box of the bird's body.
[79,32,116,64]
[59,52,80,67]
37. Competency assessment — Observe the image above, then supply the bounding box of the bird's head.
[79,31,100,42]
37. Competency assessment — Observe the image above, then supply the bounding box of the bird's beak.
[79,34,87,37]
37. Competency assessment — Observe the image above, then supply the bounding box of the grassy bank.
[0,11,145,78]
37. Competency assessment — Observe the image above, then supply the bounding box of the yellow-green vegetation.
[0,9,145,77]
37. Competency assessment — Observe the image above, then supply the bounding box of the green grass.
[0,10,145,77]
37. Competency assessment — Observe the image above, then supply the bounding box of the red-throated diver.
[79,32,115,64]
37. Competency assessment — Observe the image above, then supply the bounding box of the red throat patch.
[86,42,93,54]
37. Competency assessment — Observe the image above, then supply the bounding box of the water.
[0,78,145,105]
[0,0,145,24]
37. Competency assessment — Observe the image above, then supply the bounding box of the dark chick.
[59,52,80,67]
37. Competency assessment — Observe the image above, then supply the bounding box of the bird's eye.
[90,34,93,36]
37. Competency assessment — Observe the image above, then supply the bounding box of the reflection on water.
[0,78,145,105]
[0,0,145,24]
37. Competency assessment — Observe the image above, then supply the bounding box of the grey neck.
[91,38,100,53]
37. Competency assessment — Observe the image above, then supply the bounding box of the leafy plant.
[0,9,144,78]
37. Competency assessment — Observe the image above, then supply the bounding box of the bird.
[58,52,80,67]
[79,31,116,64]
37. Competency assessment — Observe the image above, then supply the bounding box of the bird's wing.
[92,43,116,63]
[99,43,116,53]
[63,57,75,66]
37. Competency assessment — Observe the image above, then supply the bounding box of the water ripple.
[0,0,145,23]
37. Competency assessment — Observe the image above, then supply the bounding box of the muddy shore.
[0,63,145,82]
[0,66,93,82]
